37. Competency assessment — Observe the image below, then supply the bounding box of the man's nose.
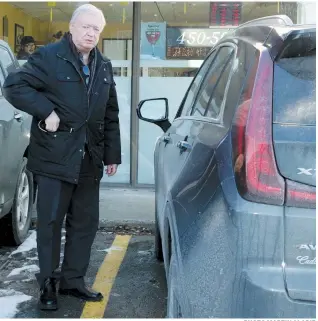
[87,28,94,37]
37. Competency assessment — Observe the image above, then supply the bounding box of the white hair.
[70,4,106,29]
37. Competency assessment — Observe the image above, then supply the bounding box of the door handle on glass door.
[177,141,192,150]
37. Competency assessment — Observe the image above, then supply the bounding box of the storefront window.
[0,1,315,186]
[0,1,132,184]
[94,2,133,184]
[137,1,301,185]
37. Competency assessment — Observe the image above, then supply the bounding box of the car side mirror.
[136,98,171,132]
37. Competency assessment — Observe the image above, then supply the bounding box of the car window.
[222,42,257,127]
[0,46,15,76]
[273,55,316,125]
[191,46,234,117]
[205,54,234,119]
[179,50,217,117]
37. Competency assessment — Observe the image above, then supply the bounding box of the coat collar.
[56,32,109,64]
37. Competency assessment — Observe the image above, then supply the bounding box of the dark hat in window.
[20,36,35,46]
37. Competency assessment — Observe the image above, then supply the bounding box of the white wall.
[101,77,131,184]
[297,1,316,24]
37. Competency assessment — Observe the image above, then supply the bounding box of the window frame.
[174,48,217,119]
[221,41,257,128]
[190,45,235,119]
[176,41,237,124]
[202,50,235,120]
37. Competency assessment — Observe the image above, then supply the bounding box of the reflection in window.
[206,56,233,119]
[179,50,217,117]
[191,47,233,117]
[273,56,316,125]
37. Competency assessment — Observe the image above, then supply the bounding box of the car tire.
[0,158,33,246]
[167,250,182,318]
[154,211,164,261]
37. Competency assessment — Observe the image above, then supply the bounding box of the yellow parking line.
[81,235,131,318]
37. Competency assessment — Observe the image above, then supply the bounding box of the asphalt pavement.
[31,188,156,229]
[0,228,167,318]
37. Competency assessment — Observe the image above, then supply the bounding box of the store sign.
[141,22,166,60]
[167,47,211,60]
[209,2,242,26]
[166,27,232,59]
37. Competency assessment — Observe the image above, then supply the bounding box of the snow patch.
[7,264,39,278]
[138,250,152,255]
[26,256,38,261]
[0,289,32,318]
[10,231,37,256]
[97,246,123,253]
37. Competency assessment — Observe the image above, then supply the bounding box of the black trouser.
[35,152,100,289]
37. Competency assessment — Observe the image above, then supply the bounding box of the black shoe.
[38,278,58,311]
[59,285,103,302]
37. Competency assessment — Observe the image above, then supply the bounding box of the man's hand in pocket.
[45,110,60,132]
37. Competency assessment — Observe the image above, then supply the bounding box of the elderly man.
[3,4,121,311]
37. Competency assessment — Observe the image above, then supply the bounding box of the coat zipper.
[90,61,106,98]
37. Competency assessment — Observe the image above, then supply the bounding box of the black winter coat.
[3,37,121,184]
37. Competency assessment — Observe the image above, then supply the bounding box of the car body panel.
[0,40,31,218]
[283,206,316,302]
[273,124,316,186]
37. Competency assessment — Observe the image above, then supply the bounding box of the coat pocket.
[56,72,82,97]
[36,130,78,165]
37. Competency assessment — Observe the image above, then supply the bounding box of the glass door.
[94,2,133,184]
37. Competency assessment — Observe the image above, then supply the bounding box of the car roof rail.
[237,15,294,29]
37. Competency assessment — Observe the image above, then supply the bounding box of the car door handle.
[177,140,192,150]
[163,135,171,143]
[14,112,23,122]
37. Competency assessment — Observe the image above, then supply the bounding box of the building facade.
[0,1,315,187]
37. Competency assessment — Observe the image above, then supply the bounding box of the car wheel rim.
[16,172,30,232]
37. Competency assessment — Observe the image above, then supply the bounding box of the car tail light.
[232,50,285,206]
[286,180,316,209]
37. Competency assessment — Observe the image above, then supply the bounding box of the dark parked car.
[137,16,316,318]
[0,40,33,245]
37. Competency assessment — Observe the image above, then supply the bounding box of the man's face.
[70,11,103,53]
[25,43,35,54]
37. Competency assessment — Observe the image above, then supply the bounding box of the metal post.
[130,2,141,187]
